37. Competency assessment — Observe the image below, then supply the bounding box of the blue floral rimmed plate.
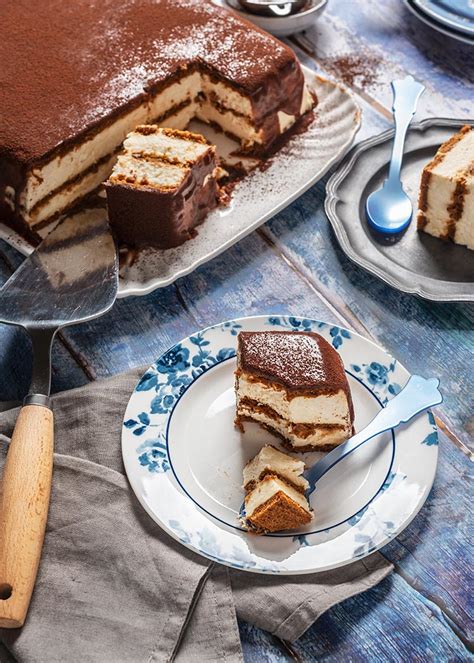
[122,316,438,574]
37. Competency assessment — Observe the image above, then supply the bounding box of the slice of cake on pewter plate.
[243,445,313,533]
[418,125,474,250]
[235,331,354,451]
[105,127,222,248]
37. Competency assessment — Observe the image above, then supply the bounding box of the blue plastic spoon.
[366,76,425,235]
[240,375,442,519]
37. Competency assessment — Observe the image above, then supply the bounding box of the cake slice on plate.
[418,125,474,250]
[243,445,312,533]
[105,127,221,248]
[235,330,354,451]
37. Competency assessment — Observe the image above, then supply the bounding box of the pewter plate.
[0,70,360,299]
[412,0,474,37]
[325,118,474,303]
[403,0,474,45]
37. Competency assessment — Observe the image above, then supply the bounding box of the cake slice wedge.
[105,126,221,249]
[417,125,474,250]
[235,331,354,451]
[243,445,312,534]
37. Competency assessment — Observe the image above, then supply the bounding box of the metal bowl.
[224,0,327,35]
[237,0,309,17]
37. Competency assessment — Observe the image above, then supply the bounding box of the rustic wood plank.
[382,428,472,641]
[239,623,293,662]
[294,571,471,661]
[293,0,473,120]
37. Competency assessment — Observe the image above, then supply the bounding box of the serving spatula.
[0,208,117,628]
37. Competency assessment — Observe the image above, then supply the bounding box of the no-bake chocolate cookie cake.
[243,445,313,534]
[235,331,355,451]
[418,125,474,251]
[105,127,222,248]
[0,0,315,241]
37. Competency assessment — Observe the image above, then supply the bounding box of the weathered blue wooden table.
[0,1,472,659]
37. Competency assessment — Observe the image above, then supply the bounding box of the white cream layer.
[243,445,308,491]
[422,129,474,250]
[238,403,351,448]
[28,152,118,226]
[196,101,263,148]
[245,476,311,519]
[432,129,474,178]
[123,128,212,163]
[237,373,351,426]
[16,70,313,227]
[111,154,188,189]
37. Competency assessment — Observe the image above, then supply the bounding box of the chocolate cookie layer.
[105,127,220,249]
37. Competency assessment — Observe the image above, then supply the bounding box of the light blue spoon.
[366,76,425,235]
[240,375,442,520]
[304,374,442,496]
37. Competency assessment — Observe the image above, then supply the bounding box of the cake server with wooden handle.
[0,208,118,628]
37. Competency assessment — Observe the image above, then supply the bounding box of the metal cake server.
[366,76,425,234]
[0,209,117,628]
[240,375,442,519]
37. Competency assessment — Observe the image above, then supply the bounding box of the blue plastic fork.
[240,375,442,519]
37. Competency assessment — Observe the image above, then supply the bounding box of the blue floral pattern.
[351,360,402,405]
[129,334,235,473]
[122,315,439,574]
[422,410,439,446]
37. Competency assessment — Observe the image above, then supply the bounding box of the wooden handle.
[0,404,54,628]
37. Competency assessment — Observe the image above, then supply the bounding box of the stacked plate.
[404,0,474,44]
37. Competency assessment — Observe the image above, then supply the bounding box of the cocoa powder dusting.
[321,53,381,90]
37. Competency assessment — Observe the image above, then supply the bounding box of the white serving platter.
[0,69,360,298]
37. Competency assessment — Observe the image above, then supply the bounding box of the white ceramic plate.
[0,70,360,299]
[122,315,439,575]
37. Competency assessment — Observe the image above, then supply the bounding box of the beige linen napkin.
[0,369,392,662]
